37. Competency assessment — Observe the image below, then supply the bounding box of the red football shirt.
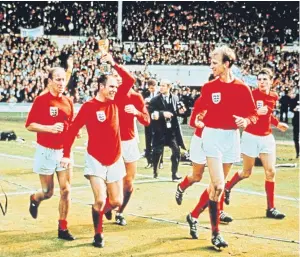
[63,64,135,166]
[245,89,279,136]
[25,92,74,149]
[118,89,150,141]
[197,78,258,129]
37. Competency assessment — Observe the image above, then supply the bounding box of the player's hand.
[277,122,289,132]
[257,106,268,116]
[195,114,205,128]
[60,157,71,169]
[233,115,248,129]
[76,129,82,138]
[124,104,138,115]
[100,52,116,66]
[163,111,173,119]
[50,122,64,134]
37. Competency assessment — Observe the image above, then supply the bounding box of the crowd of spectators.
[122,2,298,44]
[0,2,118,37]
[0,2,298,107]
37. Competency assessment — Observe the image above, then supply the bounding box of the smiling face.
[99,76,118,100]
[210,52,226,78]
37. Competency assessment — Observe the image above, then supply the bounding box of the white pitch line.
[0,179,168,197]
[0,153,298,202]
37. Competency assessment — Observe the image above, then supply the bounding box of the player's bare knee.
[94,199,105,209]
[124,178,133,191]
[242,169,252,178]
[109,195,123,208]
[213,185,223,197]
[193,173,203,182]
[43,188,54,199]
[265,168,276,180]
[60,186,71,199]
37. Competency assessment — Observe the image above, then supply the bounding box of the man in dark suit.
[143,79,157,168]
[279,89,291,123]
[149,79,186,181]
[180,86,193,124]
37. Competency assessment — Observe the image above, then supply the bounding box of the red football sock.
[265,181,275,209]
[179,176,191,191]
[191,189,209,219]
[92,207,103,234]
[225,171,243,191]
[219,192,224,212]
[208,200,219,236]
[58,219,68,230]
[103,197,112,214]
[118,189,133,213]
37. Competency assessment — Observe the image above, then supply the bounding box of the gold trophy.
[98,39,111,74]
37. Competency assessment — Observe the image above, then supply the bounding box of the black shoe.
[115,213,127,226]
[186,213,198,239]
[93,233,104,248]
[175,184,184,205]
[159,163,164,169]
[172,174,182,181]
[266,208,286,219]
[224,188,231,205]
[58,229,76,241]
[154,172,158,179]
[145,163,153,169]
[219,211,233,223]
[105,210,112,220]
[211,233,228,249]
[29,194,39,219]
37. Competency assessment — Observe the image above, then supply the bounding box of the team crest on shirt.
[212,93,221,104]
[96,111,106,122]
[49,107,58,117]
[256,100,264,109]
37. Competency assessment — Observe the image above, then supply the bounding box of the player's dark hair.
[97,74,114,91]
[97,74,109,86]
[148,79,156,87]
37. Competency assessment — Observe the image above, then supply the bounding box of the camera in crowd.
[177,101,185,111]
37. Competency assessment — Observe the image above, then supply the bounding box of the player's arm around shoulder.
[133,93,151,126]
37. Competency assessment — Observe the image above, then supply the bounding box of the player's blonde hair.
[210,45,236,67]
[258,68,273,80]
[48,67,65,80]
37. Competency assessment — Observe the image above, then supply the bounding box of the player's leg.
[207,157,228,248]
[225,131,257,205]
[260,152,285,219]
[219,163,233,223]
[56,167,75,240]
[30,145,55,218]
[116,161,136,226]
[176,163,205,206]
[29,174,54,219]
[89,176,107,248]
